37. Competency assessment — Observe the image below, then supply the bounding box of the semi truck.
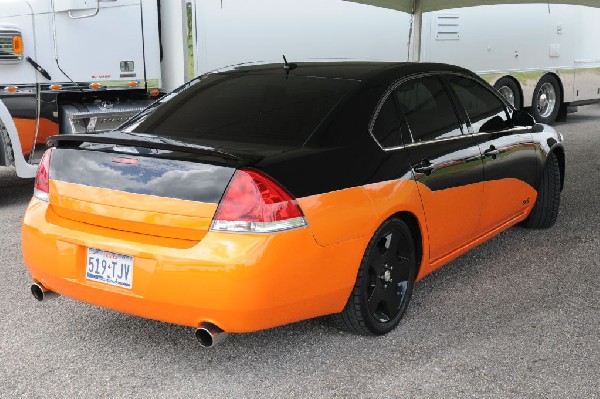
[0,0,161,178]
[1,0,600,178]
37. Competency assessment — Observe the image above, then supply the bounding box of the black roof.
[216,61,475,82]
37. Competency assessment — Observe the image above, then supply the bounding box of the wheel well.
[551,146,566,191]
[496,76,523,109]
[392,211,424,276]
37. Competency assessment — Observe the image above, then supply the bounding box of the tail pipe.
[195,322,228,348]
[31,283,60,301]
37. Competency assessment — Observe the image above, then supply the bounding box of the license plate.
[86,248,134,289]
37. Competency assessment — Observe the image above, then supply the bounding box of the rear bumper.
[22,198,368,333]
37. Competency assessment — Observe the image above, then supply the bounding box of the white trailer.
[2,0,600,179]
[420,3,600,124]
[159,0,414,90]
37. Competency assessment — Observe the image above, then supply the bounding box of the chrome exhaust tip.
[31,283,59,301]
[195,322,228,348]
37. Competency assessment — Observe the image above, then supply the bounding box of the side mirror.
[512,109,536,127]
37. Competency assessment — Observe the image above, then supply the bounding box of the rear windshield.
[121,73,357,147]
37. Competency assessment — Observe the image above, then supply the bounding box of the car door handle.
[412,160,436,175]
[484,146,500,158]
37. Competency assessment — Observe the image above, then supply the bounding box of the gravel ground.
[1,105,599,398]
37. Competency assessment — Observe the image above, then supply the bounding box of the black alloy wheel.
[334,218,416,335]
[522,152,561,229]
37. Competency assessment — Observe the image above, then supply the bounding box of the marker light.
[149,89,160,97]
[211,169,307,233]
[128,81,139,88]
[12,35,23,54]
[50,84,62,91]
[4,86,17,93]
[89,83,101,89]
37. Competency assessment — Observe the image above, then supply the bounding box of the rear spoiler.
[46,132,259,164]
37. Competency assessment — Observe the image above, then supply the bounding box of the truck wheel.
[333,218,416,336]
[495,77,521,109]
[531,75,561,124]
[0,119,15,167]
[522,152,561,229]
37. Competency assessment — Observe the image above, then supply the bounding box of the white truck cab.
[0,0,160,177]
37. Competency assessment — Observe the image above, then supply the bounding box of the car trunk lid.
[47,145,237,241]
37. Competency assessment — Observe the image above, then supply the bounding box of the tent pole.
[410,0,422,62]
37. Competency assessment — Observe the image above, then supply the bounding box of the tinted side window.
[371,95,407,148]
[394,77,462,142]
[447,76,509,133]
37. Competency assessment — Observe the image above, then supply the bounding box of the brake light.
[33,148,53,202]
[211,169,307,233]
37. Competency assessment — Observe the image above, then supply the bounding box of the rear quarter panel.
[297,186,378,247]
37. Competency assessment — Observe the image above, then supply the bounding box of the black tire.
[522,152,561,229]
[494,77,522,109]
[0,119,15,167]
[531,74,561,124]
[333,218,417,336]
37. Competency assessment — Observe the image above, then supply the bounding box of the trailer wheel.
[494,78,521,109]
[0,119,15,167]
[531,75,561,124]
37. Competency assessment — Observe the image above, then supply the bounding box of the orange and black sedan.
[22,62,564,347]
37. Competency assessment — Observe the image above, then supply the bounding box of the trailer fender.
[0,100,37,178]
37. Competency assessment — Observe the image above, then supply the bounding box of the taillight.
[33,148,53,202]
[210,169,307,233]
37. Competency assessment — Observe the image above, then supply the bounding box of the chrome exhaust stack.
[195,322,228,348]
[30,283,60,301]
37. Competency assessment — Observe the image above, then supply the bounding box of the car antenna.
[282,55,297,79]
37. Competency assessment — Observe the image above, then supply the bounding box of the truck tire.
[0,119,15,167]
[522,152,561,229]
[494,77,521,109]
[531,75,561,124]
[333,218,416,336]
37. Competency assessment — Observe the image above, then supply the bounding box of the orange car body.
[23,177,535,332]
